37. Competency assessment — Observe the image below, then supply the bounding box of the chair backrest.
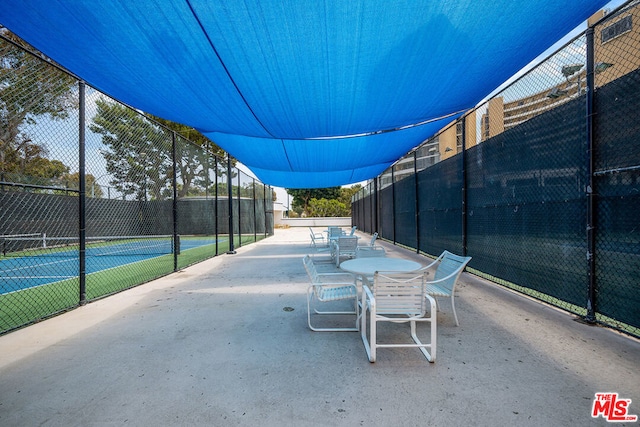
[336,236,358,252]
[356,246,386,258]
[433,251,472,293]
[373,271,427,316]
[302,255,320,283]
[368,232,378,247]
[348,226,357,236]
[328,227,343,238]
[309,232,324,248]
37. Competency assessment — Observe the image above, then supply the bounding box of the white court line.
[1,276,75,279]
[1,256,77,274]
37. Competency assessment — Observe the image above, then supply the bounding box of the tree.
[338,184,362,213]
[146,115,230,198]
[0,30,76,183]
[90,98,171,200]
[56,172,104,197]
[286,186,361,217]
[172,141,209,198]
[92,101,246,200]
[286,187,341,217]
[146,115,226,158]
[1,141,69,184]
[308,198,349,217]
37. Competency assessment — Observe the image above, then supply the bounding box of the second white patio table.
[339,258,422,278]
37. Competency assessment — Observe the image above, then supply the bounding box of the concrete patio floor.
[1,227,639,426]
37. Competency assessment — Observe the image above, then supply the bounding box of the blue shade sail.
[248,165,394,189]
[206,116,455,173]
[0,0,609,187]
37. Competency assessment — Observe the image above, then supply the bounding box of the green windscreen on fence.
[465,95,587,307]
[593,66,640,330]
[352,4,640,337]
[417,155,463,257]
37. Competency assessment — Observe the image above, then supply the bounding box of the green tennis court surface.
[0,235,225,294]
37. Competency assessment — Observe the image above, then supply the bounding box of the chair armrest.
[420,257,440,271]
[362,284,375,306]
[311,282,356,288]
[316,272,356,284]
[424,270,462,285]
[424,293,437,311]
[317,272,355,277]
[360,275,372,287]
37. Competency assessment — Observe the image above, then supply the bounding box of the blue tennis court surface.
[0,236,225,294]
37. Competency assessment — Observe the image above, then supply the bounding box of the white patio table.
[339,258,422,283]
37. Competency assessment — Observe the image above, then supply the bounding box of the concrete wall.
[273,202,351,227]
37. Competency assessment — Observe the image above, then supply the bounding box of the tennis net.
[1,233,178,257]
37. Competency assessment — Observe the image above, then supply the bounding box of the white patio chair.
[303,255,359,332]
[357,232,383,253]
[418,250,472,326]
[356,233,383,275]
[327,227,344,239]
[310,231,327,248]
[352,245,387,290]
[308,231,333,264]
[360,271,437,363]
[333,236,359,266]
[356,246,386,258]
[309,227,326,247]
[354,245,386,280]
[357,232,380,250]
[366,232,379,247]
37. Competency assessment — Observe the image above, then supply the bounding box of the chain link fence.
[353,1,640,338]
[0,32,273,334]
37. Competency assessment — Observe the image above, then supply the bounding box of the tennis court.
[0,234,225,294]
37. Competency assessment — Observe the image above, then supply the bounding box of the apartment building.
[482,2,640,140]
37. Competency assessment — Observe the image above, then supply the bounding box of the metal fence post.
[268,185,272,236]
[237,168,242,248]
[78,81,86,305]
[392,167,396,245]
[264,184,268,238]
[414,151,420,253]
[227,154,236,254]
[172,131,178,271]
[252,178,257,241]
[215,153,219,255]
[461,116,468,257]
[374,178,379,236]
[584,26,597,324]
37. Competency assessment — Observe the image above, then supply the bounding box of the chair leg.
[430,312,437,360]
[307,287,359,332]
[408,321,435,362]
[432,294,459,326]
[426,295,437,361]
[369,314,376,362]
[360,299,375,362]
[366,316,435,363]
[450,294,459,326]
